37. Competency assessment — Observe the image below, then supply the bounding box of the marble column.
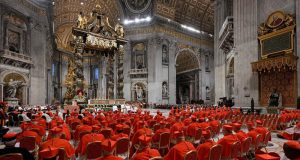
[168,41,177,104]
[0,84,3,101]
[233,0,259,107]
[214,0,227,104]
[296,0,300,97]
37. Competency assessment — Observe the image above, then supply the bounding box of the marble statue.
[5,79,23,98]
[136,86,143,101]
[162,82,168,97]
[77,12,87,29]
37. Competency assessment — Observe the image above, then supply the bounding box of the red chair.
[230,141,242,159]
[79,131,90,140]
[157,132,171,156]
[0,153,23,160]
[41,148,66,160]
[208,144,222,160]
[241,137,252,157]
[149,157,164,160]
[115,137,130,158]
[184,150,197,160]
[20,136,37,154]
[86,141,102,159]
[255,150,280,160]
[101,129,112,139]
[252,134,262,151]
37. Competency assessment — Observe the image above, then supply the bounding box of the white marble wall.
[214,0,299,107]
[0,0,52,105]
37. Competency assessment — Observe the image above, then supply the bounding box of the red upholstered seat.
[208,144,222,160]
[0,153,23,160]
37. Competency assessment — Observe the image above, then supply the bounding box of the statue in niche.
[206,86,210,100]
[162,82,168,98]
[205,55,209,71]
[162,44,168,64]
[5,79,24,98]
[268,88,280,107]
[136,85,144,101]
[7,30,20,53]
[136,55,144,69]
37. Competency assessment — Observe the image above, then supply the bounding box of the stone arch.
[175,48,200,74]
[0,70,29,105]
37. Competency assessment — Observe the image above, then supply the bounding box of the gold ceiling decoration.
[155,0,214,34]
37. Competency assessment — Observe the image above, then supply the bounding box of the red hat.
[39,146,59,159]
[202,131,211,139]
[223,125,233,131]
[138,135,152,145]
[101,139,116,152]
[285,140,300,149]
[116,124,123,130]
[2,132,17,142]
[50,127,62,135]
[174,131,184,138]
[92,125,101,131]
[232,123,242,130]
[256,120,263,125]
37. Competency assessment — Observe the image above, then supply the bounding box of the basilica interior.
[0,0,300,160]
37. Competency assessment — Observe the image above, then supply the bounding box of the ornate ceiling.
[52,0,214,51]
[155,0,214,34]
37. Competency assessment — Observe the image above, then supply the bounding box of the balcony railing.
[219,16,234,54]
[129,68,148,75]
[1,49,33,64]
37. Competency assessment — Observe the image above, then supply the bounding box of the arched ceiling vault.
[156,0,214,34]
[176,50,200,74]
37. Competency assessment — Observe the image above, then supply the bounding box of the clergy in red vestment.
[96,139,123,160]
[152,121,170,143]
[74,124,92,140]
[130,121,153,158]
[246,122,260,146]
[254,120,269,141]
[217,125,239,158]
[278,121,300,140]
[164,130,195,160]
[111,124,129,141]
[17,130,42,144]
[232,123,248,142]
[75,133,105,157]
[39,128,75,160]
[169,114,184,140]
[131,135,161,160]
[196,131,217,160]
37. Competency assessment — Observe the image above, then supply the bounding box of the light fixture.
[80,2,84,5]
[123,16,152,25]
[181,24,200,33]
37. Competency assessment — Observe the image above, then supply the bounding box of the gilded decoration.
[258,11,295,59]
[253,11,298,107]
[63,5,127,102]
[251,55,298,73]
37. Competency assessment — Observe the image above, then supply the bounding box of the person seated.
[111,124,128,141]
[131,135,161,160]
[73,123,92,141]
[39,127,75,159]
[164,130,195,160]
[247,122,259,146]
[0,132,34,160]
[254,120,269,141]
[283,140,300,160]
[130,121,153,158]
[96,139,123,160]
[278,121,300,140]
[217,125,239,158]
[152,121,170,144]
[232,122,248,142]
[169,114,184,140]
[76,132,105,157]
[17,129,42,144]
[196,131,216,160]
